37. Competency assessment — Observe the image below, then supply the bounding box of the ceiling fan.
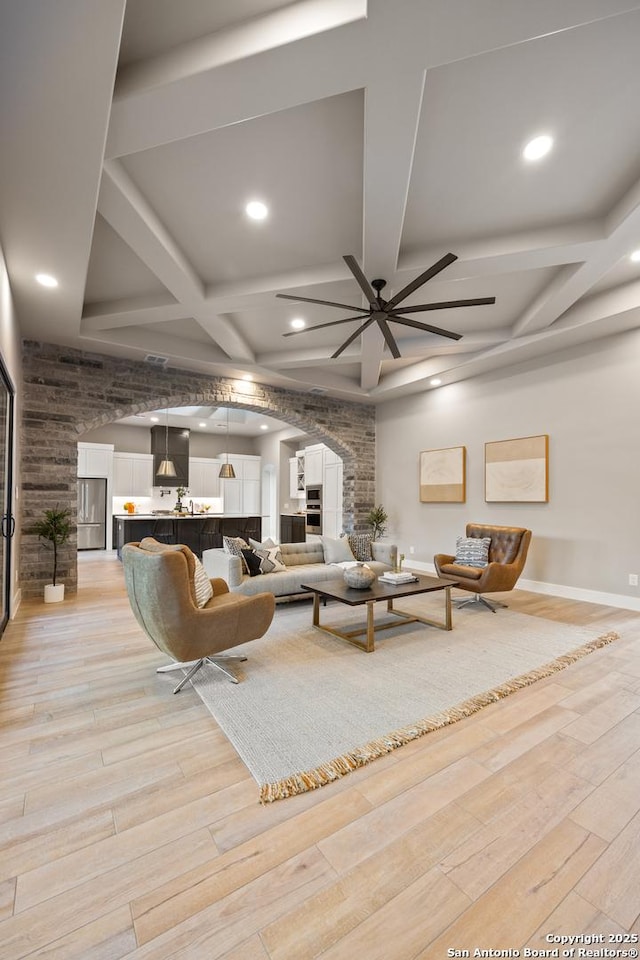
[278,252,496,359]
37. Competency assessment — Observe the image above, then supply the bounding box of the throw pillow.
[241,548,263,577]
[321,536,355,564]
[254,546,286,574]
[454,536,491,568]
[248,537,277,551]
[223,535,250,573]
[347,532,373,562]
[193,556,214,607]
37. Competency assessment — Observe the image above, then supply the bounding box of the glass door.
[0,358,15,636]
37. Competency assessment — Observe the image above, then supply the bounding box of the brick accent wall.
[21,341,376,598]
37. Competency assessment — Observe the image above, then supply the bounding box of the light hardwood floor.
[1,551,640,959]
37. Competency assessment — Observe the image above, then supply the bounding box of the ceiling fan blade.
[377,317,401,358]
[331,316,377,359]
[276,293,364,311]
[389,315,462,341]
[282,314,370,337]
[343,255,378,306]
[385,252,458,310]
[390,296,496,314]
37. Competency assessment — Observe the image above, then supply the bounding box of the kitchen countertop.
[113,513,251,520]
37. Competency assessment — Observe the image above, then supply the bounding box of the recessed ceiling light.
[290,317,305,330]
[245,200,268,221]
[430,378,442,386]
[35,273,58,288]
[150,416,159,422]
[522,135,553,161]
[260,424,269,431]
[630,249,640,262]
[199,422,207,428]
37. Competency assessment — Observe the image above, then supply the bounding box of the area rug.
[188,595,618,802]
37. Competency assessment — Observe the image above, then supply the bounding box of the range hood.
[150,425,189,486]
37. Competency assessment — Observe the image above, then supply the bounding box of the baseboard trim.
[11,587,22,618]
[410,560,640,613]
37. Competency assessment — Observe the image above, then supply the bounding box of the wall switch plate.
[629,574,638,586]
[409,546,415,554]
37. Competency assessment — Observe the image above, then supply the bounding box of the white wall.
[0,243,23,616]
[376,329,640,607]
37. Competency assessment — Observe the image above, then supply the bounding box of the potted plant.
[366,504,388,541]
[175,486,188,513]
[33,506,71,602]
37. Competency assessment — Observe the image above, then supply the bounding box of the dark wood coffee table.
[299,574,456,653]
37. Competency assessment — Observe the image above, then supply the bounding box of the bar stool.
[198,517,222,555]
[152,518,175,543]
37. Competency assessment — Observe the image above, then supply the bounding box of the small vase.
[344,562,376,590]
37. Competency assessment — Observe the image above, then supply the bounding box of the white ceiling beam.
[79,326,229,364]
[99,160,255,361]
[358,67,427,388]
[189,311,255,362]
[99,160,204,302]
[115,0,366,97]
[107,0,635,159]
[371,293,640,399]
[81,295,183,331]
[106,21,371,159]
[398,221,605,278]
[512,173,640,336]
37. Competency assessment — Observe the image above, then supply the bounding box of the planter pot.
[44,583,65,603]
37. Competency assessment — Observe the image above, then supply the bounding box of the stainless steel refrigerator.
[77,478,107,550]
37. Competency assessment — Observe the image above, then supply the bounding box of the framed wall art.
[419,446,466,502]
[485,434,549,502]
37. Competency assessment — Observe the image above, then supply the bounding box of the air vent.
[308,386,327,395]
[144,354,169,366]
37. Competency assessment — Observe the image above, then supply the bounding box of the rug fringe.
[259,630,619,803]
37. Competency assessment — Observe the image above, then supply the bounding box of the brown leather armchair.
[434,522,532,612]
[122,537,275,692]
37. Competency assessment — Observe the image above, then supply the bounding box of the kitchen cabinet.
[113,453,154,497]
[304,446,323,486]
[289,455,305,498]
[78,442,113,478]
[280,514,305,543]
[188,458,221,498]
[300,442,344,538]
[219,454,261,514]
[323,459,343,539]
[113,515,262,559]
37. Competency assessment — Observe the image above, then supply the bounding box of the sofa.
[202,538,398,599]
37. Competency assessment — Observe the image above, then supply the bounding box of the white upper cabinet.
[113,453,154,497]
[304,445,324,486]
[218,454,261,514]
[78,442,113,478]
[188,458,221,498]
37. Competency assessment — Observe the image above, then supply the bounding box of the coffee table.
[299,574,456,653]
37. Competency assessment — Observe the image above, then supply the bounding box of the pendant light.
[157,408,177,478]
[218,407,236,479]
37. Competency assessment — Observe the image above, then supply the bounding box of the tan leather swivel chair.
[122,538,275,692]
[434,523,532,613]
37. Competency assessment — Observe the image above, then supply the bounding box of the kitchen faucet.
[189,500,194,516]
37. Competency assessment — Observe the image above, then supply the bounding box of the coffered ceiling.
[3,0,640,401]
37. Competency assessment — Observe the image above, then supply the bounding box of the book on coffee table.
[378,572,419,584]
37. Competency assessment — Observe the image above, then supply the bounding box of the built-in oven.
[305,485,322,534]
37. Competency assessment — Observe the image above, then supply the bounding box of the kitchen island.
[113,515,261,559]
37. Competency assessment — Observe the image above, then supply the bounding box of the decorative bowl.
[343,562,376,589]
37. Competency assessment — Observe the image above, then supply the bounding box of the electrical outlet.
[409,546,415,555]
[629,574,638,587]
